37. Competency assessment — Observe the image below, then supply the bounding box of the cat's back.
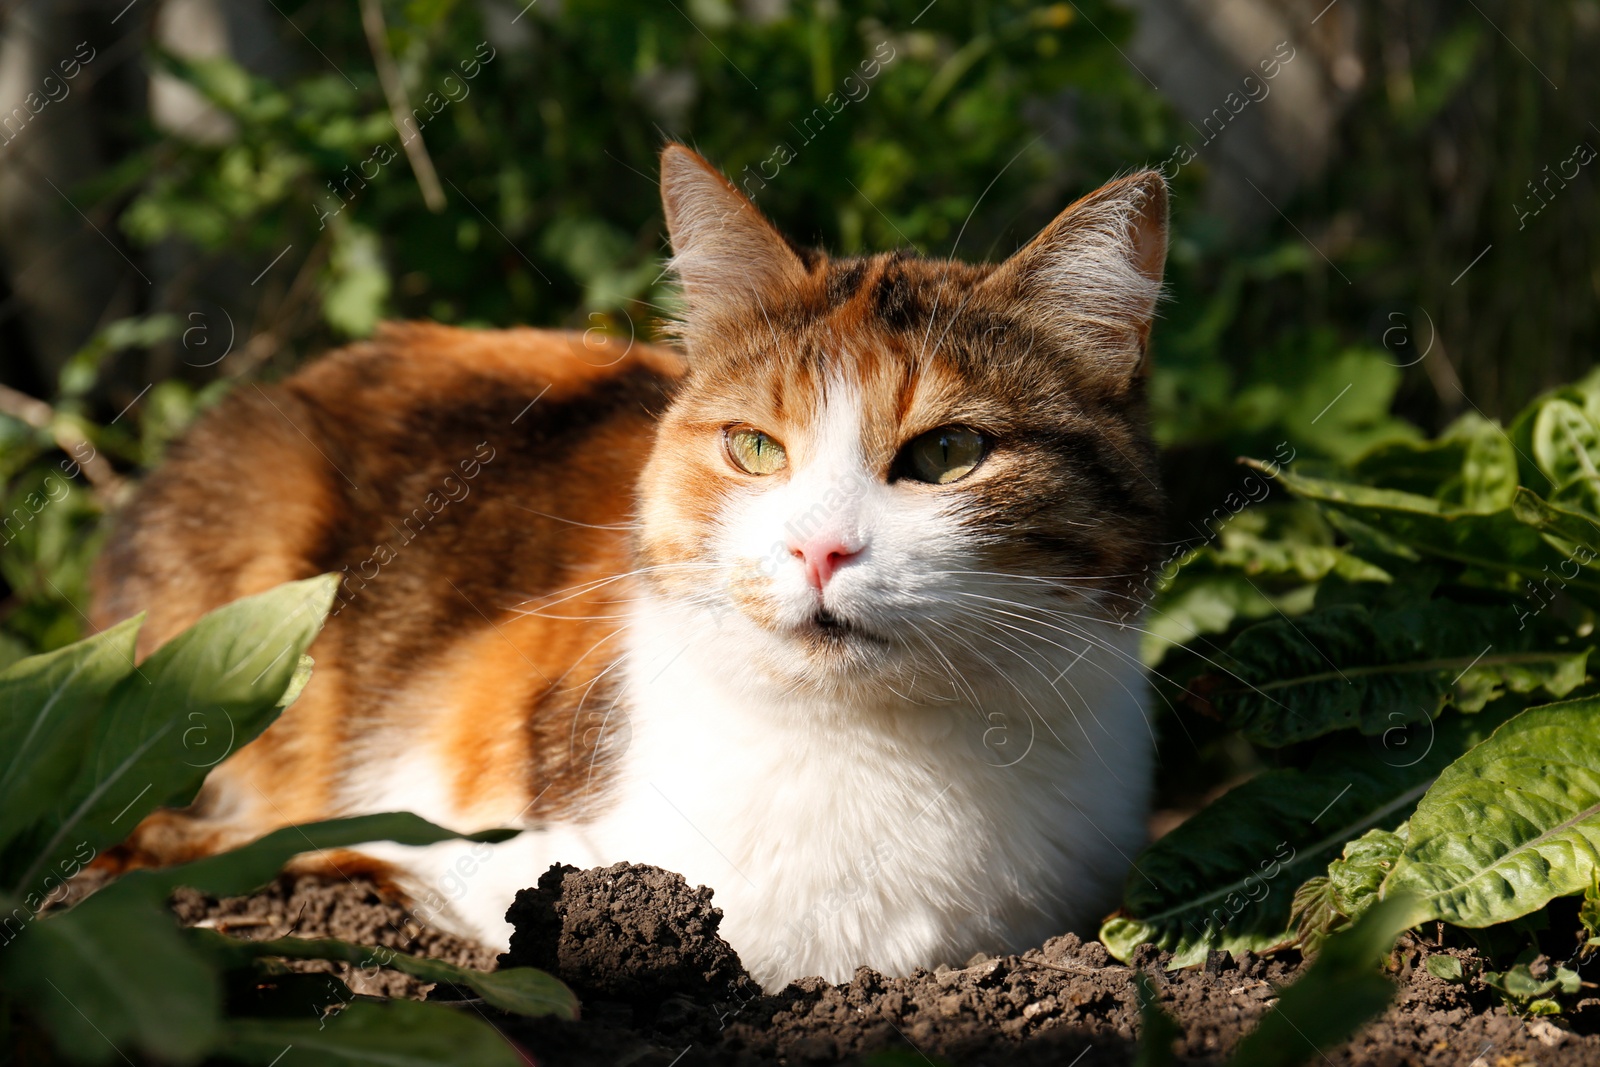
[94,321,683,662]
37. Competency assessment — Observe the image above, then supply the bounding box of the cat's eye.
[896,426,987,485]
[724,426,789,476]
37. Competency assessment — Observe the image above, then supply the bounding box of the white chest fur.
[588,596,1151,987]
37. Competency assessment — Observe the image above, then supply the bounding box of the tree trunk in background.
[0,0,293,393]
[1120,0,1363,227]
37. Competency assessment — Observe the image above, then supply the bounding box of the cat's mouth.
[794,607,888,648]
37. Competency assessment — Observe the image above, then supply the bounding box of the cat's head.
[636,145,1167,699]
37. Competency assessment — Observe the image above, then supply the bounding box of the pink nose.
[790,537,862,592]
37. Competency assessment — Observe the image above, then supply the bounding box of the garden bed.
[172,862,1600,1066]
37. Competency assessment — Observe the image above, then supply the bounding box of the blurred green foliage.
[2,0,1595,679]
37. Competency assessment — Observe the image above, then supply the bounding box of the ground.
[152,861,1600,1066]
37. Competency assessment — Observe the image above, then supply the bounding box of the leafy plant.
[1107,369,1600,980]
[0,577,574,1065]
[1479,954,1583,1017]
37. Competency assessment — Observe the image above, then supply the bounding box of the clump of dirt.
[170,864,1600,1066]
[170,873,495,998]
[499,861,751,1003]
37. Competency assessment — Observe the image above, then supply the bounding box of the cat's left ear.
[981,171,1168,379]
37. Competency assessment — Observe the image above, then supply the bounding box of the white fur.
[354,380,1154,990]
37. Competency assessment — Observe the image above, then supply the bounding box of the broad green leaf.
[9,576,338,895]
[1267,346,1419,462]
[1351,412,1517,510]
[1532,398,1600,515]
[1511,486,1600,553]
[225,997,524,1066]
[1143,571,1304,667]
[1101,713,1507,967]
[104,811,518,902]
[1384,697,1600,928]
[0,617,140,857]
[1143,504,1382,666]
[1227,896,1412,1067]
[1506,372,1600,497]
[1194,600,1586,747]
[1263,465,1600,603]
[0,888,220,1064]
[1350,436,1478,501]
[200,931,577,1019]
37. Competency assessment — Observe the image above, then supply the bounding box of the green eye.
[898,426,987,485]
[725,426,788,475]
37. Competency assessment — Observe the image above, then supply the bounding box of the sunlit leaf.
[7,576,336,896]
[1384,697,1600,928]
[0,617,140,857]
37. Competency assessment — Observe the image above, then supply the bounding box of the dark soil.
[176,862,1600,1066]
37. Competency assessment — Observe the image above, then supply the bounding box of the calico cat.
[91,145,1168,989]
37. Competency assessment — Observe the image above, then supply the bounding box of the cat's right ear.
[980,170,1168,382]
[660,144,807,337]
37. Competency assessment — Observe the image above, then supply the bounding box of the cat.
[91,144,1169,990]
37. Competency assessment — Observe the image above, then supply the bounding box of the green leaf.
[0,887,220,1064]
[1383,697,1600,928]
[1532,398,1600,515]
[1424,956,1463,982]
[1101,712,1504,966]
[1326,829,1404,921]
[277,653,316,709]
[1134,971,1182,1067]
[1351,412,1517,510]
[1511,486,1600,553]
[224,997,525,1066]
[1193,599,1585,748]
[199,931,577,1019]
[0,617,141,856]
[1143,503,1389,665]
[322,224,391,338]
[1268,347,1420,463]
[1290,829,1406,954]
[1289,876,1339,955]
[1142,571,1285,667]
[1227,896,1412,1067]
[1581,870,1600,947]
[1263,465,1600,603]
[8,576,337,895]
[1481,956,1582,1015]
[104,811,519,903]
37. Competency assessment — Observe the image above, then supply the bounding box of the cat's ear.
[982,171,1168,378]
[660,144,808,333]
